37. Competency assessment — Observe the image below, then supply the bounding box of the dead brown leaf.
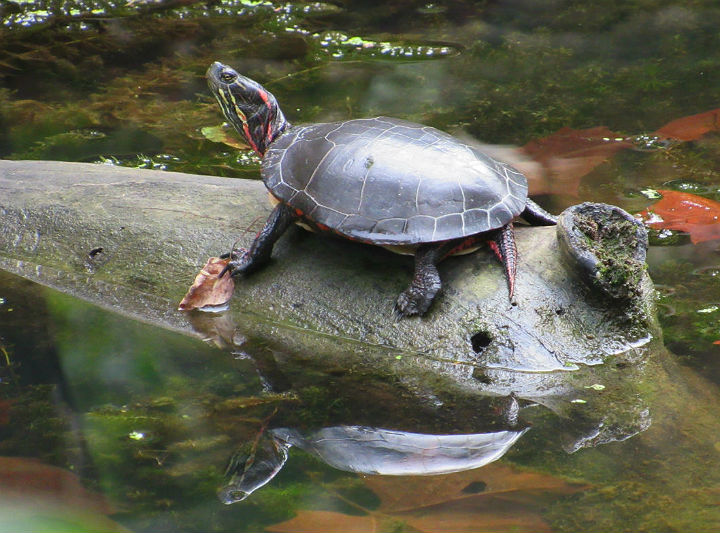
[178,257,235,311]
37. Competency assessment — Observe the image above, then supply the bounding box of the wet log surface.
[0,159,658,400]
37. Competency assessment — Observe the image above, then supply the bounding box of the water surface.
[2,1,720,531]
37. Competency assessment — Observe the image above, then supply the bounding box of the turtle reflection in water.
[207,62,556,317]
[219,426,528,503]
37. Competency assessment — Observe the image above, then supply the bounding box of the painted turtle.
[207,62,556,317]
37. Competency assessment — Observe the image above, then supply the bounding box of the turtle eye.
[220,69,237,83]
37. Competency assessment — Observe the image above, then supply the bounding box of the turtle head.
[207,62,288,156]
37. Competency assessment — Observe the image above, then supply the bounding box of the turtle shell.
[261,116,528,245]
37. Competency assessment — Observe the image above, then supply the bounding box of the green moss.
[574,212,646,303]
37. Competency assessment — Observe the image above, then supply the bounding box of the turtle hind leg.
[395,242,457,318]
[488,223,518,300]
[522,198,557,226]
[221,203,297,278]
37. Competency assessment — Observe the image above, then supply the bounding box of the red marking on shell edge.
[444,237,477,257]
[316,223,329,232]
[294,208,304,217]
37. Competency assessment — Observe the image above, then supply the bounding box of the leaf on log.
[638,190,720,244]
[178,257,235,311]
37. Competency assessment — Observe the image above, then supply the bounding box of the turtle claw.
[218,262,234,278]
[394,289,431,319]
[218,248,250,278]
[393,302,412,321]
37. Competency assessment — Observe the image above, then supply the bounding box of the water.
[2,1,720,531]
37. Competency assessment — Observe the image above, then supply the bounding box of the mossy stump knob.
[557,202,648,303]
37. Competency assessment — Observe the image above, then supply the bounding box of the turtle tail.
[488,223,517,300]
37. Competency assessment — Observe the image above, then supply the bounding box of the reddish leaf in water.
[638,190,720,244]
[0,457,115,514]
[266,463,588,533]
[654,109,720,141]
[713,340,720,345]
[521,126,632,196]
[0,457,128,531]
[266,511,378,533]
[0,399,12,426]
[178,257,235,311]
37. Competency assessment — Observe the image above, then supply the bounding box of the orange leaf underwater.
[521,126,632,196]
[638,190,720,244]
[654,108,720,141]
[178,257,235,311]
[266,463,587,533]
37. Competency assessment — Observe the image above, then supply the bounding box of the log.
[0,159,657,401]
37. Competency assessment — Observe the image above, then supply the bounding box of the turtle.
[206,61,556,317]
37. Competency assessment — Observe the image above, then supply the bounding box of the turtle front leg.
[220,203,297,278]
[395,242,457,318]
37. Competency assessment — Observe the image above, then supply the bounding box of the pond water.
[2,1,720,531]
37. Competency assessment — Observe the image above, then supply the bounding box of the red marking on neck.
[258,89,271,107]
[258,89,275,147]
[242,123,262,156]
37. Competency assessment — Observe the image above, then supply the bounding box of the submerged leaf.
[0,456,114,514]
[201,125,249,150]
[266,463,587,533]
[364,463,585,514]
[178,257,235,311]
[654,109,720,141]
[266,510,379,533]
[638,190,720,244]
[521,126,632,196]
